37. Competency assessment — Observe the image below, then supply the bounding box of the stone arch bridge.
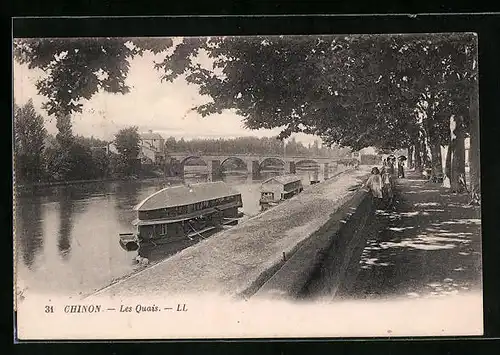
[165,153,359,180]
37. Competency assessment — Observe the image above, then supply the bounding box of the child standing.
[365,167,383,209]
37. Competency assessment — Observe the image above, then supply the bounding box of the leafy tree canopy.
[154,34,476,150]
[14,34,477,151]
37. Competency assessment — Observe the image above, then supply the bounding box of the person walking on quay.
[386,155,396,176]
[397,156,406,178]
[364,167,383,209]
[381,165,394,210]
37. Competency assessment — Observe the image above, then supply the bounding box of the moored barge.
[119,181,243,258]
[259,175,304,211]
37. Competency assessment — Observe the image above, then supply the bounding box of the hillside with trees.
[14,100,144,184]
[165,136,349,158]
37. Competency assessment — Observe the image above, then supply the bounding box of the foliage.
[74,134,109,148]
[41,133,111,181]
[154,34,476,153]
[108,152,128,178]
[55,114,73,146]
[114,126,140,176]
[14,100,47,183]
[90,148,110,179]
[44,143,72,181]
[14,35,476,154]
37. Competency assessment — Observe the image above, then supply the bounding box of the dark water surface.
[15,167,340,295]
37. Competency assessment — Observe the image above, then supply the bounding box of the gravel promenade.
[91,168,370,298]
[345,170,482,300]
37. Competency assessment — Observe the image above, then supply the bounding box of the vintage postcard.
[13,33,483,340]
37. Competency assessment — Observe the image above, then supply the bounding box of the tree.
[44,144,68,181]
[14,100,47,183]
[90,148,110,179]
[114,126,140,176]
[165,136,178,153]
[154,34,477,191]
[152,35,424,150]
[66,142,96,180]
[55,114,74,146]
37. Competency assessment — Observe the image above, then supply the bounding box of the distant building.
[259,175,304,202]
[351,147,377,163]
[139,130,166,165]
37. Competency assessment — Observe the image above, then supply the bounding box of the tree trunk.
[469,84,481,197]
[450,115,467,193]
[445,143,452,179]
[414,138,422,172]
[429,138,443,178]
[423,106,441,178]
[422,134,430,169]
[407,145,414,169]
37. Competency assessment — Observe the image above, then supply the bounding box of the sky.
[13,43,321,146]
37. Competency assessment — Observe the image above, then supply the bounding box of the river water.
[14,166,342,296]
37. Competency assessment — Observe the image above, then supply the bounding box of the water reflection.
[57,188,76,260]
[15,196,44,269]
[114,181,142,211]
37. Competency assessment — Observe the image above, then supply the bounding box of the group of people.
[364,155,406,210]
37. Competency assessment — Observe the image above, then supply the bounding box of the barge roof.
[260,175,302,188]
[261,175,302,186]
[134,181,240,211]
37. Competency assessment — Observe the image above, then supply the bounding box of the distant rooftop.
[261,175,302,186]
[140,130,164,140]
[134,181,240,211]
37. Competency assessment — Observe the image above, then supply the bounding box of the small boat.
[259,175,304,211]
[119,233,140,251]
[118,181,243,258]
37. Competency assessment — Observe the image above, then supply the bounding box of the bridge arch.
[259,157,285,169]
[180,156,207,166]
[219,157,248,171]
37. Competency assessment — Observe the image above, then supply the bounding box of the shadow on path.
[343,171,482,300]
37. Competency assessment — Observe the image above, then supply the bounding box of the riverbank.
[88,167,370,299]
[85,167,355,297]
[15,176,184,190]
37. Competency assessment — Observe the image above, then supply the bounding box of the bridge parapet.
[164,152,352,179]
[167,152,342,164]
